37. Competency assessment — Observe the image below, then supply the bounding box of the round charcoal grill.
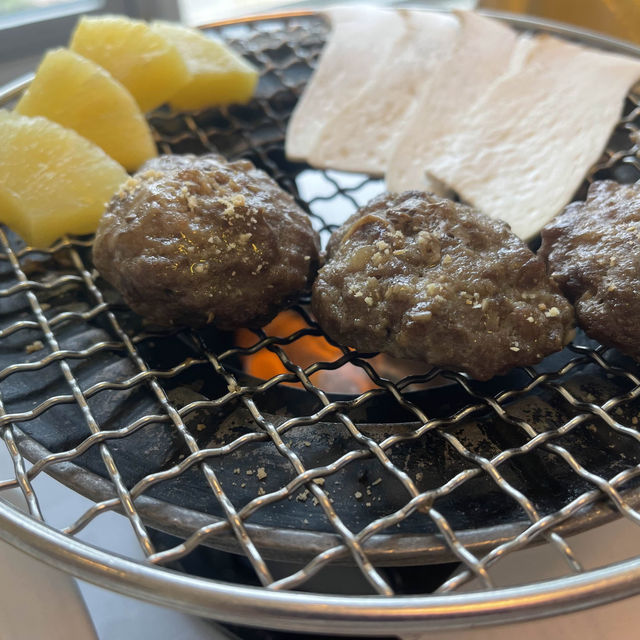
[2,9,640,636]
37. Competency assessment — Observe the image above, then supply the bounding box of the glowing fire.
[236,310,427,394]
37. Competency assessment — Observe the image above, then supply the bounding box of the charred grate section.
[1,11,640,631]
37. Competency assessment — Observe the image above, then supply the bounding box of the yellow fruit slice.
[15,48,157,172]
[69,14,189,112]
[0,111,127,248]
[151,21,258,111]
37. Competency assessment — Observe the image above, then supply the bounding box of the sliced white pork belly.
[307,10,460,175]
[285,6,405,162]
[385,10,517,194]
[424,34,640,240]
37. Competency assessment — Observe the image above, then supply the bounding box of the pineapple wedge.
[69,15,189,112]
[0,111,127,248]
[151,21,258,111]
[15,48,156,172]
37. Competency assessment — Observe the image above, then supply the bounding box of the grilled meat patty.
[539,180,640,360]
[312,191,574,380]
[93,154,320,328]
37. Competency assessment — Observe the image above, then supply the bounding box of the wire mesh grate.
[2,10,640,632]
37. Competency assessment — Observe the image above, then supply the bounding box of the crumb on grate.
[25,340,44,354]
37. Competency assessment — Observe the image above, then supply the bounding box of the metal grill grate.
[2,10,640,634]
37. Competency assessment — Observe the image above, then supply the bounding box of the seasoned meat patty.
[93,154,320,328]
[539,180,640,359]
[312,191,574,380]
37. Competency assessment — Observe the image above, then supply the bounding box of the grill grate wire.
[1,11,640,632]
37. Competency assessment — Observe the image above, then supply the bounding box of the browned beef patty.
[312,191,574,381]
[539,180,640,359]
[93,154,320,328]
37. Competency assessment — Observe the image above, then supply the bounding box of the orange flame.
[236,311,430,394]
[235,310,377,394]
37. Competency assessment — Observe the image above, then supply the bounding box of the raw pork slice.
[385,11,517,194]
[424,34,640,240]
[285,6,405,162]
[308,10,460,175]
